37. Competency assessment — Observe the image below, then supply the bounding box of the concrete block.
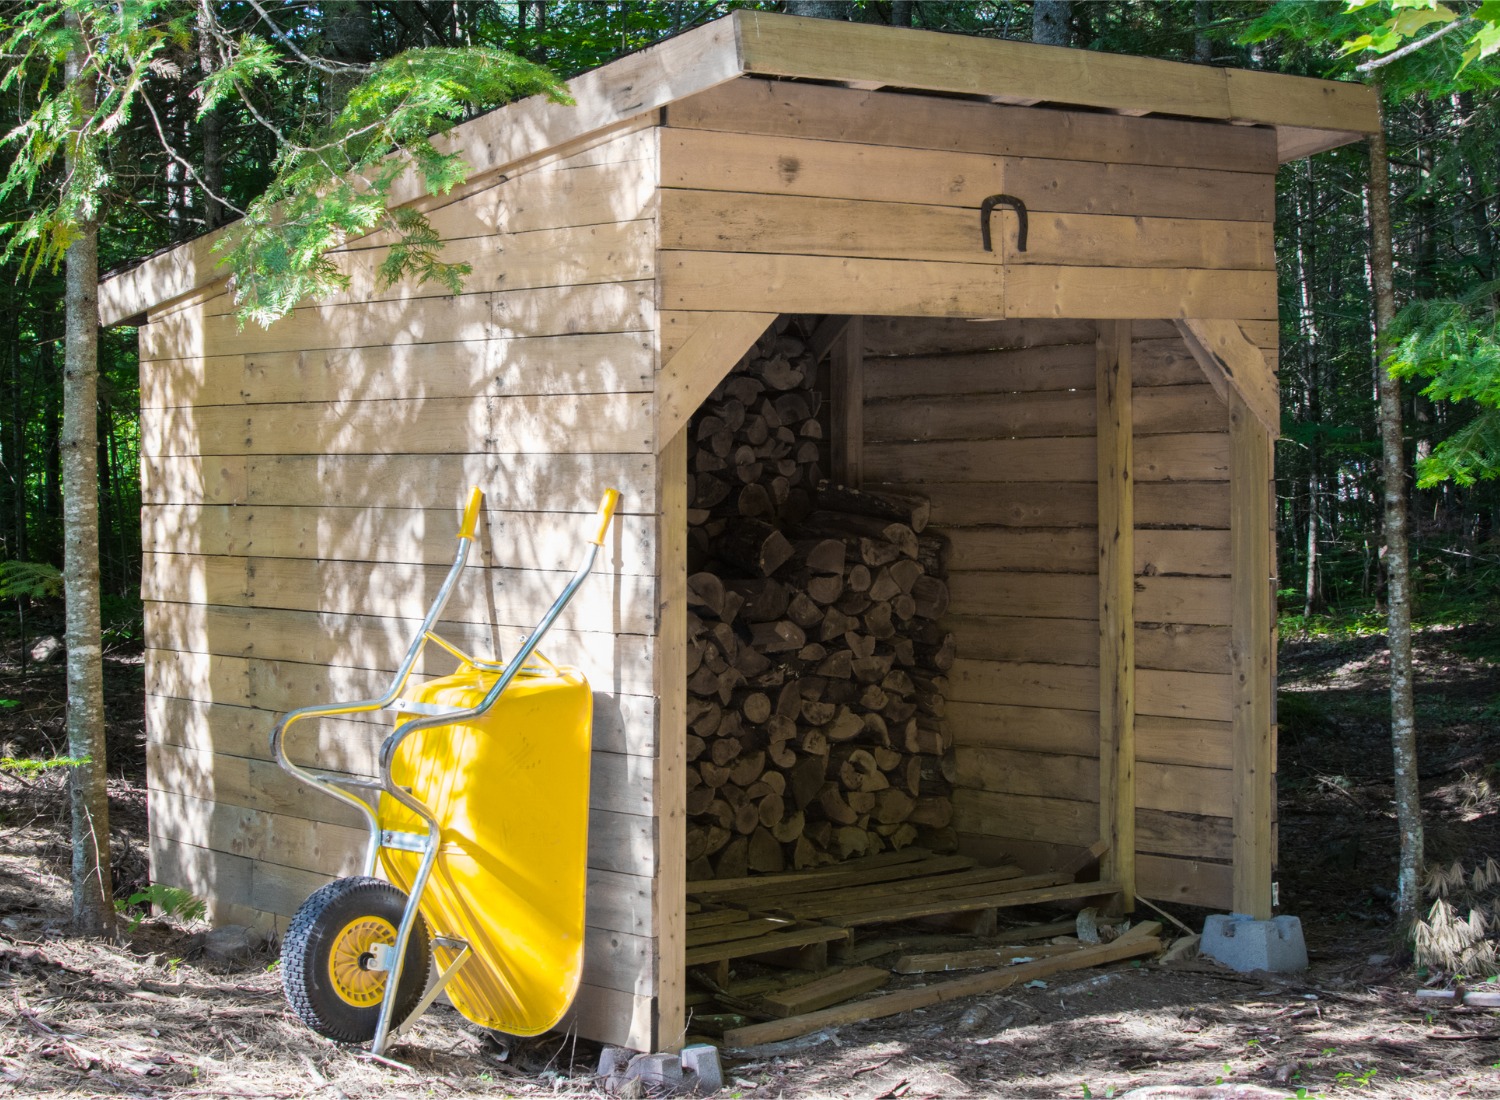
[597,1047,632,1079]
[1201,913,1308,973]
[624,1052,684,1090]
[680,1044,724,1093]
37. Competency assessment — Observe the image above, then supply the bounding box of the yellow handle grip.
[457,486,484,540]
[590,488,620,546]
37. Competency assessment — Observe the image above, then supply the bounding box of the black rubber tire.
[281,876,431,1044]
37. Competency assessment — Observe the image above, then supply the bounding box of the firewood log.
[714,518,794,578]
[813,482,932,534]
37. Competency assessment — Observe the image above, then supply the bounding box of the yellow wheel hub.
[327,915,397,1008]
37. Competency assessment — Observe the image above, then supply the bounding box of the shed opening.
[668,312,1245,1001]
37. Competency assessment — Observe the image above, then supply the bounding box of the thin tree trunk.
[1368,102,1423,927]
[1032,0,1072,45]
[785,1,853,18]
[324,1,374,118]
[1193,0,1213,63]
[1296,160,1324,617]
[197,0,226,230]
[62,14,114,939]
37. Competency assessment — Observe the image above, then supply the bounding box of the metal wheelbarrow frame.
[270,487,619,1054]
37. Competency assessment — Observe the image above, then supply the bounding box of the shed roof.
[100,10,1379,326]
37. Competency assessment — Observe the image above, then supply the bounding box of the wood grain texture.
[666,77,1280,173]
[1229,391,1275,919]
[652,425,688,1050]
[1096,321,1136,908]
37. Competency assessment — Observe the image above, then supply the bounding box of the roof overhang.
[100,10,1379,327]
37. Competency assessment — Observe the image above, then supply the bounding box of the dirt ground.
[1,623,1499,1099]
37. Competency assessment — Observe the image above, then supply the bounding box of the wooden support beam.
[1096,321,1136,912]
[656,312,775,451]
[830,316,865,487]
[653,423,689,1049]
[1175,320,1279,440]
[1229,391,1275,920]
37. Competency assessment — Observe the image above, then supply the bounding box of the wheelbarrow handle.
[457,486,485,541]
[589,488,620,546]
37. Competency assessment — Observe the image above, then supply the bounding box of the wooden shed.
[100,12,1379,1051]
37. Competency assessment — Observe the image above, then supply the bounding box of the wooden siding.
[864,319,1238,911]
[141,125,662,1050]
[657,80,1278,322]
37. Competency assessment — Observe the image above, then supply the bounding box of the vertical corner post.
[1229,391,1275,919]
[653,424,689,1049]
[1096,320,1135,910]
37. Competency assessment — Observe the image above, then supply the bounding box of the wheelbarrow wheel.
[281,876,431,1044]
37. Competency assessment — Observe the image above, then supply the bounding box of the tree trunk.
[197,0,226,230]
[62,14,114,939]
[1193,0,1213,63]
[1368,102,1423,927]
[323,0,374,117]
[1032,1,1072,46]
[785,1,853,18]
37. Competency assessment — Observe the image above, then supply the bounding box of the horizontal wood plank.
[947,702,1097,757]
[141,504,657,576]
[1136,853,1232,909]
[659,251,1004,316]
[141,393,654,458]
[1137,669,1232,723]
[949,658,1098,711]
[952,790,1095,847]
[141,554,657,636]
[666,78,1281,173]
[660,189,1273,269]
[140,282,653,362]
[140,332,655,410]
[169,453,657,514]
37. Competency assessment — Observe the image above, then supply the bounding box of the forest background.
[4,0,1496,662]
[1,0,1498,924]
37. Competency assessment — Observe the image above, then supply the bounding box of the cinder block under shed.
[100,12,1378,1051]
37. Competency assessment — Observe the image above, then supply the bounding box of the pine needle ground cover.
[0,624,1491,1096]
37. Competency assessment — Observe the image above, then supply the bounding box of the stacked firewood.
[685,320,957,880]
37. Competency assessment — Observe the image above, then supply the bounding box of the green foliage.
[1343,0,1500,75]
[115,882,207,931]
[1386,285,1500,485]
[0,0,195,271]
[1243,0,1500,93]
[0,560,63,599]
[217,46,570,326]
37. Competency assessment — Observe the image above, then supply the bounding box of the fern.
[0,560,63,599]
[116,883,207,933]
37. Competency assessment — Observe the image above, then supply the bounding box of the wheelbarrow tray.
[376,663,593,1036]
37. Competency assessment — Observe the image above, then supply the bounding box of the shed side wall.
[141,121,662,1049]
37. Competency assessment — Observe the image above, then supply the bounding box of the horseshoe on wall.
[980,193,1029,254]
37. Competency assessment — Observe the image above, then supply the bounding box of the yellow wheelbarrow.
[271,487,619,1054]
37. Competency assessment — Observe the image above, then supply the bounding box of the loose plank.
[721,928,1155,1048]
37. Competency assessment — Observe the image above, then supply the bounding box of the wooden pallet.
[683,850,1150,1045]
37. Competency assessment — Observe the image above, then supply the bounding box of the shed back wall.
[863,318,1256,911]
